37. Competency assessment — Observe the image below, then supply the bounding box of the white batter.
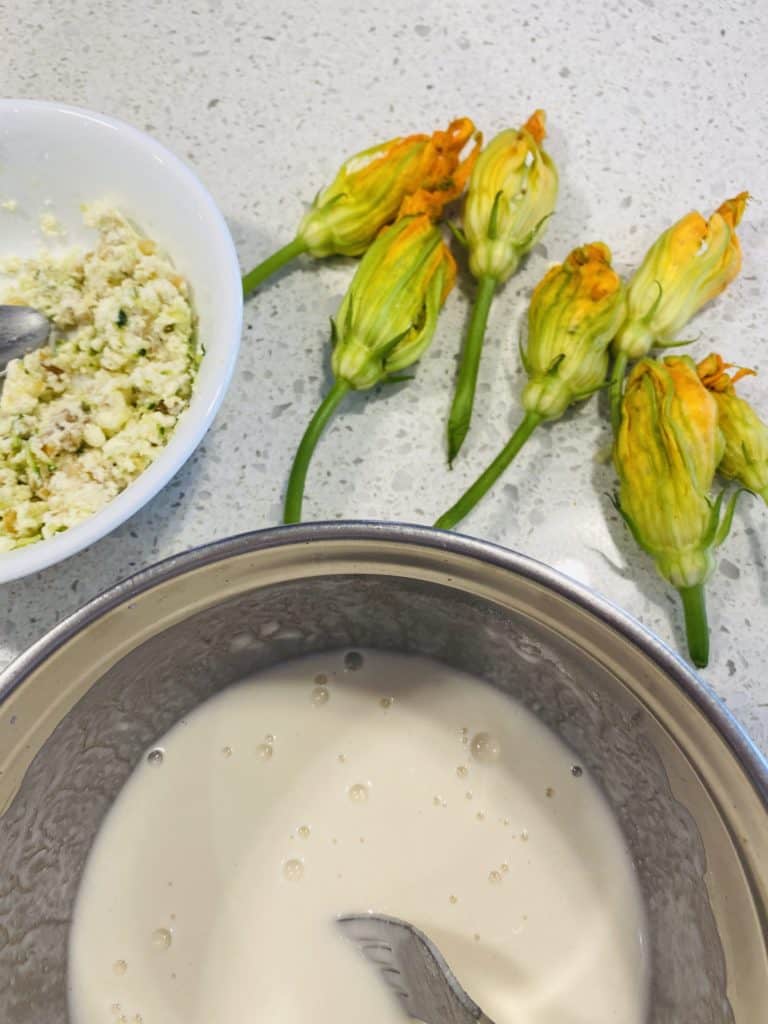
[68,649,648,1024]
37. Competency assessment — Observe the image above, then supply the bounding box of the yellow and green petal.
[615,355,722,588]
[464,110,558,284]
[698,353,768,502]
[331,215,456,389]
[298,118,480,258]
[521,242,626,420]
[613,192,749,359]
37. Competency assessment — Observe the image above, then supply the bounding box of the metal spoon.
[338,913,495,1024]
[0,305,51,370]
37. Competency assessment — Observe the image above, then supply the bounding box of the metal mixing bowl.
[1,523,766,1023]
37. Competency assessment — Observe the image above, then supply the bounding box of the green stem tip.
[242,236,309,298]
[284,379,350,524]
[435,411,542,531]
[447,274,497,464]
[609,350,629,435]
[678,584,710,669]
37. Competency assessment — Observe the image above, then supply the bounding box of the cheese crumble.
[0,203,199,552]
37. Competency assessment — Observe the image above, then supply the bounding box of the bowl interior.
[0,100,242,581]
[0,531,766,1022]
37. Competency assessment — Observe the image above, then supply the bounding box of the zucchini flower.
[242,118,479,295]
[447,110,558,463]
[522,243,627,419]
[464,110,558,283]
[614,355,738,668]
[609,192,749,430]
[284,215,456,522]
[436,242,624,530]
[698,353,768,502]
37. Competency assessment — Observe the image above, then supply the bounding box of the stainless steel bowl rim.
[2,521,767,807]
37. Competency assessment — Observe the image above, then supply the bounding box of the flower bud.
[614,193,748,359]
[331,216,456,390]
[698,353,768,502]
[464,110,558,283]
[521,243,626,420]
[297,119,479,258]
[615,356,723,588]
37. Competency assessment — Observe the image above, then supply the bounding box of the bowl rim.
[0,98,243,583]
[2,520,767,807]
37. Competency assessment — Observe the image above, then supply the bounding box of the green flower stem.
[242,236,309,298]
[609,350,629,434]
[447,274,497,463]
[284,379,351,524]
[678,584,710,669]
[435,411,542,530]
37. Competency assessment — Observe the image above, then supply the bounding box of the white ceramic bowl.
[0,99,242,583]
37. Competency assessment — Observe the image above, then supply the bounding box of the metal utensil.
[338,913,495,1024]
[1,525,767,1021]
[0,305,51,368]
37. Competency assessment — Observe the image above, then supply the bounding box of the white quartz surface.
[1,0,766,754]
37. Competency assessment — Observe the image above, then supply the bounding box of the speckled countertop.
[1,0,766,752]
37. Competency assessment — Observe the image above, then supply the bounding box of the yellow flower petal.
[615,356,721,587]
[331,216,455,389]
[464,110,558,283]
[298,118,479,257]
[521,242,625,420]
[698,352,768,502]
[614,193,749,359]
